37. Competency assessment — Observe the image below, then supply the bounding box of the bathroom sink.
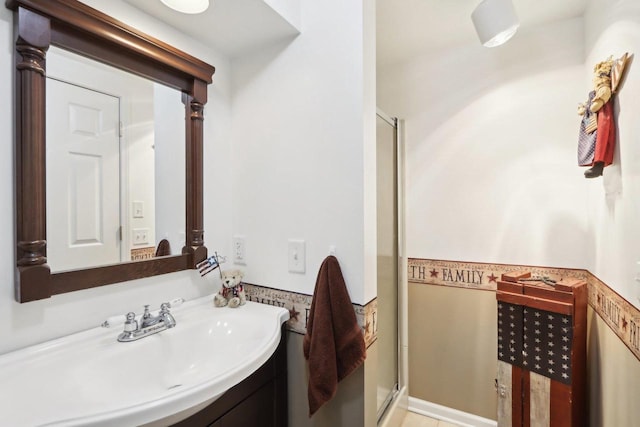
[0,297,289,426]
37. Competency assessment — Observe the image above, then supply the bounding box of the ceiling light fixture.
[160,0,210,14]
[471,0,519,48]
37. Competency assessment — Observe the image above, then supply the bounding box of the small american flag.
[196,252,226,277]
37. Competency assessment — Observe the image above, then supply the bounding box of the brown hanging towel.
[155,239,171,257]
[303,255,366,416]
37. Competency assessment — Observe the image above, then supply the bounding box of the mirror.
[46,46,186,272]
[8,0,215,302]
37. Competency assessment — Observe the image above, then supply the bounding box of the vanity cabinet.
[172,329,288,427]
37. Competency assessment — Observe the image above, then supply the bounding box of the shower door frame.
[375,108,407,424]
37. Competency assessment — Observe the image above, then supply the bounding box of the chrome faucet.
[117,302,176,342]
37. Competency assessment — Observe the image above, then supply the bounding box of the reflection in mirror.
[46,47,185,273]
[8,0,214,302]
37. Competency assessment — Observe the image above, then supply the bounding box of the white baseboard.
[408,396,497,427]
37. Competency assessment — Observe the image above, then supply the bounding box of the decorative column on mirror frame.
[14,6,52,302]
[182,85,208,267]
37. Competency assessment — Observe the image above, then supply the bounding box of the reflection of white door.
[46,78,121,272]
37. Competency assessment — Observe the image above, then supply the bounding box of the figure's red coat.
[594,100,615,166]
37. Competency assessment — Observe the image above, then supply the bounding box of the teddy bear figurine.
[214,269,246,308]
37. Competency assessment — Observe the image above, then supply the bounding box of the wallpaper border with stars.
[243,283,378,348]
[408,258,640,362]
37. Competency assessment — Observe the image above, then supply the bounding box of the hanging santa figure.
[577,53,629,178]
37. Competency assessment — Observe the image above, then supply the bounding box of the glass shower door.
[376,111,399,421]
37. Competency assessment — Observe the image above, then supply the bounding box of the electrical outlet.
[288,239,305,273]
[234,235,246,265]
[133,228,149,245]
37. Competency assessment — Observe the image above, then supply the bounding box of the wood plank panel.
[550,380,572,426]
[521,369,530,427]
[529,372,550,427]
[522,285,573,303]
[497,361,512,427]
[497,291,573,315]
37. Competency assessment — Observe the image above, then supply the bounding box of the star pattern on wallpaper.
[288,306,300,322]
[430,269,438,278]
[488,273,498,283]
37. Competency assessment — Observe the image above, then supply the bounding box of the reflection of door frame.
[46,76,126,265]
[46,75,123,270]
[376,108,408,425]
[117,97,128,263]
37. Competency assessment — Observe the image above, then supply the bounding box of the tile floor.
[401,411,461,427]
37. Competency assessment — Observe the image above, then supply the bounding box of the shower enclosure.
[376,109,404,423]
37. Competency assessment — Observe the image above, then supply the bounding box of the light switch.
[133,201,144,218]
[288,239,305,273]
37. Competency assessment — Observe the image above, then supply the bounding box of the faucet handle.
[160,302,176,329]
[142,304,151,319]
[123,312,138,332]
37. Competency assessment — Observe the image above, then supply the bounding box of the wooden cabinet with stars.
[496,271,587,427]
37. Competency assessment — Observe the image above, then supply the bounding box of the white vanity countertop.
[0,296,289,427]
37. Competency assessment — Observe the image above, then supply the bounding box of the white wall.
[0,4,15,352]
[584,0,640,308]
[263,0,301,31]
[378,18,588,269]
[0,0,233,355]
[230,0,376,305]
[228,2,376,424]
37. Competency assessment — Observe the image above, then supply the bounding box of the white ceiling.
[123,0,587,65]
[377,0,588,67]
[123,0,300,58]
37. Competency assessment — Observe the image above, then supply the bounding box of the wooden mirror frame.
[7,0,215,302]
